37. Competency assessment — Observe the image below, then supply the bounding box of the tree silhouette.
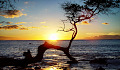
[30,0,120,63]
[0,0,18,17]
[0,0,17,10]
[57,0,120,62]
[59,0,120,50]
[11,0,120,63]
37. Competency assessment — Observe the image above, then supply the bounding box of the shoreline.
[0,56,120,70]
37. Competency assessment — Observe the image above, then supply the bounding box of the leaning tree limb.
[23,41,78,65]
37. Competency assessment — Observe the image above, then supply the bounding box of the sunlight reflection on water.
[41,61,70,70]
[43,66,63,70]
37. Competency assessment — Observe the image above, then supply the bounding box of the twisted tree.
[57,0,120,62]
[23,0,120,63]
[59,0,120,50]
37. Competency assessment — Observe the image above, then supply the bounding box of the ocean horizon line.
[0,39,120,41]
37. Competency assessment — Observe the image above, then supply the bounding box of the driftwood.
[23,41,78,64]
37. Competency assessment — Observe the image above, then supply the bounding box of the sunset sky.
[0,0,120,40]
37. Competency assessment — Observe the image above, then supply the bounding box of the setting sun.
[49,33,58,40]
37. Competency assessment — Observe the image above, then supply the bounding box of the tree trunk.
[24,42,78,64]
[67,24,77,49]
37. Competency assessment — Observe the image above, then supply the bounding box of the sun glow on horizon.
[49,33,58,40]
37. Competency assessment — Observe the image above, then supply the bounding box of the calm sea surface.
[0,40,120,70]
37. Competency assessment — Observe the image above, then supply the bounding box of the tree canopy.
[60,0,120,49]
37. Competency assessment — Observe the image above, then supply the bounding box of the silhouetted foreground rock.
[90,58,120,70]
[90,58,107,64]
[96,66,105,70]
[0,56,27,67]
[90,58,120,65]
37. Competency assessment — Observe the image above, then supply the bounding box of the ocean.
[0,40,120,70]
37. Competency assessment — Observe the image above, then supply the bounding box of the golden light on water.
[46,54,59,57]
[43,66,62,70]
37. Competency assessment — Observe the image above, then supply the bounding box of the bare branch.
[58,19,75,32]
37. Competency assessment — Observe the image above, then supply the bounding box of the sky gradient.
[0,0,120,40]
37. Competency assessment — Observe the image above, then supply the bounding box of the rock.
[34,67,41,70]
[67,60,78,64]
[96,66,105,70]
[90,58,107,64]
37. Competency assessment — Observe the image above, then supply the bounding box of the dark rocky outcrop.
[90,58,107,64]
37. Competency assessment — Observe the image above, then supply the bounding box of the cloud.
[108,32,120,35]
[80,21,90,25]
[86,32,120,36]
[21,9,24,11]
[102,23,109,25]
[0,10,27,18]
[86,33,106,36]
[24,2,28,4]
[0,25,27,30]
[0,36,15,40]
[42,25,48,28]
[0,25,19,30]
[6,22,13,24]
[0,21,5,23]
[28,27,40,29]
[15,22,27,24]
[86,32,120,39]
[86,35,120,39]
[40,22,46,24]
[0,21,13,24]
[0,25,39,30]
[19,27,28,30]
